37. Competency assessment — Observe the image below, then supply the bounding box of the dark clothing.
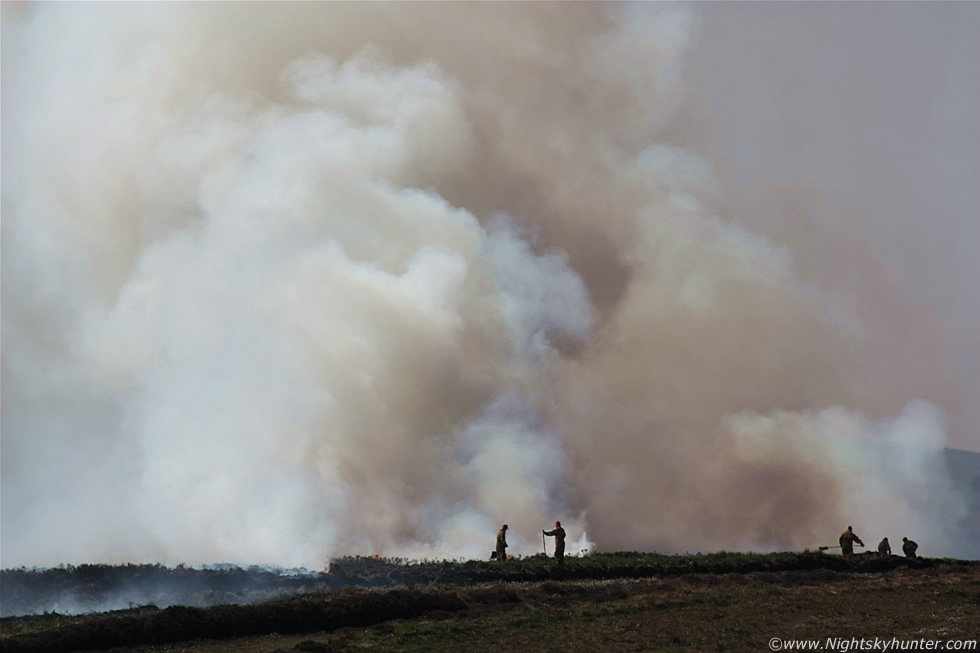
[877,538,891,556]
[839,528,864,556]
[543,526,566,565]
[496,528,508,563]
[903,539,918,559]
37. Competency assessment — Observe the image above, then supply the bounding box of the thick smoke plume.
[2,3,977,567]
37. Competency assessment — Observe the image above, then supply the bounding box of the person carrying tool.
[495,524,509,563]
[543,520,566,566]
[839,525,864,556]
[902,537,919,559]
[877,537,891,555]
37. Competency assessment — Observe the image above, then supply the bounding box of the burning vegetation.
[2,552,977,653]
[0,550,964,618]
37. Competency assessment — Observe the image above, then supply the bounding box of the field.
[2,552,978,652]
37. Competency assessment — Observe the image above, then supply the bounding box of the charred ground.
[2,550,960,618]
[2,552,979,652]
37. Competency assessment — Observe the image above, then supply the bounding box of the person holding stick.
[838,525,864,556]
[543,520,566,566]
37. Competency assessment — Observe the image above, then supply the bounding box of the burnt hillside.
[2,550,969,618]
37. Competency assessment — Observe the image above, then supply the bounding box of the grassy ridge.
[2,552,977,653]
[2,550,951,616]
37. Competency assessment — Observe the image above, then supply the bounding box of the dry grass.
[267,569,980,653]
[3,556,978,652]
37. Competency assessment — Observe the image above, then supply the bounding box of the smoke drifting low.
[2,3,977,567]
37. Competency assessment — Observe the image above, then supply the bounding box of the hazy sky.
[688,3,979,443]
[2,2,977,568]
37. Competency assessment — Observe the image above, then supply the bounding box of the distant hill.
[946,447,980,559]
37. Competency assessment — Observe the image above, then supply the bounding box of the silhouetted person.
[543,520,566,566]
[902,537,918,559]
[877,537,891,556]
[496,524,509,563]
[839,525,864,556]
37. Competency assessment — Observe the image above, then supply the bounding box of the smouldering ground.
[4,561,978,652]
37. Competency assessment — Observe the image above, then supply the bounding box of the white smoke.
[725,401,967,555]
[2,2,976,567]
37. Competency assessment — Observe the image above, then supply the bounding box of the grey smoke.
[2,2,977,567]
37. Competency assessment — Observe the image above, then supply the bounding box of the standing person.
[877,537,891,556]
[543,521,566,566]
[902,537,919,559]
[839,526,865,556]
[496,524,509,563]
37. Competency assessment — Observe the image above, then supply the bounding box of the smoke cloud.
[2,2,977,567]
